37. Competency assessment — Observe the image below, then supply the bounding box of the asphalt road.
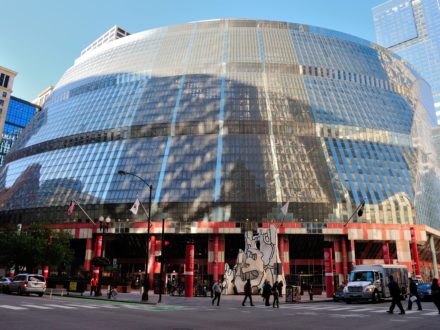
[0,293,439,330]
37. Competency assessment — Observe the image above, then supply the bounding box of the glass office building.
[0,96,39,166]
[373,0,440,125]
[0,20,438,284]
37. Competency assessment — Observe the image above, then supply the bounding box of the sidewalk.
[44,288,332,305]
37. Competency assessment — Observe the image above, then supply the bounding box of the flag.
[130,198,140,215]
[67,200,76,215]
[281,201,289,216]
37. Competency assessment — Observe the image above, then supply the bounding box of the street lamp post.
[96,216,111,296]
[118,170,153,302]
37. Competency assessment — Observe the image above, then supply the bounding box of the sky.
[2,0,386,101]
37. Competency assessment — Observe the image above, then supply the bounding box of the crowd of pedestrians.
[386,275,440,315]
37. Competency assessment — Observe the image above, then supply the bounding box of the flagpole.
[72,199,96,224]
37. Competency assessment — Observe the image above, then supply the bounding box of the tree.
[0,223,74,274]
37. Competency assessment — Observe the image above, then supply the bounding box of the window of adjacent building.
[0,74,4,86]
[2,92,6,97]
[4,75,9,88]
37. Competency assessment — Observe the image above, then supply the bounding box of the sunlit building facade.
[0,20,439,289]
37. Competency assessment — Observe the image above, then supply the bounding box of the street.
[0,293,438,330]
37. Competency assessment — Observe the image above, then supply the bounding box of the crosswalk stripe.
[348,308,375,312]
[421,312,439,316]
[21,304,52,310]
[45,304,77,309]
[0,305,27,310]
[371,309,388,313]
[66,304,98,309]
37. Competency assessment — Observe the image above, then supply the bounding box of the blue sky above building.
[2,0,385,101]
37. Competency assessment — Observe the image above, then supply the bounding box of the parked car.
[333,285,345,302]
[417,282,432,301]
[0,277,12,293]
[8,274,46,297]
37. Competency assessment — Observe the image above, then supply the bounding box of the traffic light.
[357,201,365,217]
[164,241,170,247]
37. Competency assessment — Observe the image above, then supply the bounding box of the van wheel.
[38,293,44,297]
[345,299,352,304]
[372,291,379,303]
[17,287,22,296]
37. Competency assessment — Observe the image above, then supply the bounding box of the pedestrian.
[272,281,279,308]
[432,278,440,314]
[90,277,97,296]
[277,280,284,298]
[242,279,254,306]
[262,280,272,306]
[407,277,422,311]
[212,281,222,306]
[387,275,405,315]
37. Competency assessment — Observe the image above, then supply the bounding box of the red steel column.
[43,266,49,279]
[94,235,103,280]
[149,236,156,290]
[341,238,348,283]
[185,243,194,297]
[383,242,391,264]
[333,240,342,285]
[213,235,219,282]
[410,227,421,279]
[84,238,93,272]
[280,235,290,274]
[324,247,334,298]
[349,240,356,271]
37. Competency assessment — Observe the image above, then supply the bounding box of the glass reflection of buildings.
[373,0,440,125]
[0,20,439,286]
[0,96,39,166]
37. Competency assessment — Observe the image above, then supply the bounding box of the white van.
[343,264,408,303]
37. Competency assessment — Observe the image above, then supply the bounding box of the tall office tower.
[0,66,17,142]
[373,0,440,125]
[0,96,39,166]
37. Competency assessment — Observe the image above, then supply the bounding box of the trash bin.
[285,285,293,303]
[285,285,301,303]
[67,279,85,295]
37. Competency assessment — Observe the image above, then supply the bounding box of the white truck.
[343,264,408,303]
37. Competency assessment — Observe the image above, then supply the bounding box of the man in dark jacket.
[387,275,405,314]
[242,279,254,306]
[262,280,272,306]
[407,277,422,311]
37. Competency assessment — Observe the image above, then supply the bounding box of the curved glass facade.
[0,19,439,230]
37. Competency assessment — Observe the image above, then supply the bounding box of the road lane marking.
[21,304,52,310]
[0,305,27,310]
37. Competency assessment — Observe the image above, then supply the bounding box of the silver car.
[8,274,46,296]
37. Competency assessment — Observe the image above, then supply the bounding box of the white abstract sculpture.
[223,224,286,294]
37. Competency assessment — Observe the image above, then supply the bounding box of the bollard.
[50,289,53,299]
